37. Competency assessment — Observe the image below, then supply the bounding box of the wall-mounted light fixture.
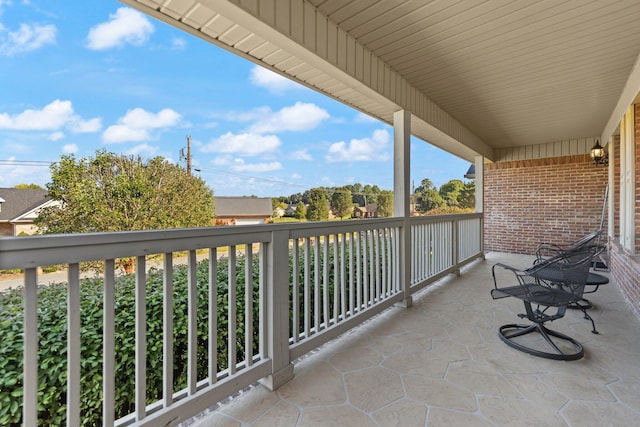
[590,139,608,167]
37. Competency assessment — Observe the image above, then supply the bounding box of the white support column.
[474,155,484,213]
[260,229,294,390]
[474,155,485,259]
[393,110,412,307]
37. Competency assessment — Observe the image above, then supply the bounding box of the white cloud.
[171,37,186,50]
[202,132,281,156]
[86,7,154,50]
[290,149,312,161]
[248,102,329,134]
[0,22,56,56]
[354,112,378,123]
[102,125,149,143]
[62,143,78,153]
[249,65,301,94]
[125,143,159,156]
[0,100,101,133]
[325,129,391,163]
[102,107,181,143]
[230,159,282,173]
[48,131,64,141]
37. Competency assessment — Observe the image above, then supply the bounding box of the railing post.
[260,229,294,390]
[393,109,413,307]
[452,219,460,276]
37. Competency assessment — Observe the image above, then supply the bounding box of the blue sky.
[0,1,472,197]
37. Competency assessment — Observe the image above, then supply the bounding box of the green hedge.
[0,255,260,426]
[0,241,360,426]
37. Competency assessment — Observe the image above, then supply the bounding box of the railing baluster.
[23,268,38,427]
[292,240,300,343]
[333,234,339,324]
[188,250,197,394]
[313,238,320,334]
[209,249,218,385]
[163,253,174,405]
[228,247,237,375]
[381,230,388,298]
[67,263,81,427]
[135,256,147,421]
[348,232,354,316]
[356,232,362,311]
[323,235,329,328]
[304,239,311,338]
[103,260,115,426]
[374,230,381,301]
[245,245,253,366]
[340,234,346,319]
[362,231,369,307]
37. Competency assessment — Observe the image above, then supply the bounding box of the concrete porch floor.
[189,252,640,426]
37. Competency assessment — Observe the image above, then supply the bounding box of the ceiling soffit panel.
[120,0,493,162]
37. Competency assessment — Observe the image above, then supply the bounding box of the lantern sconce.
[590,139,608,167]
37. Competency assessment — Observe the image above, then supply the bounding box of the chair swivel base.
[498,323,584,361]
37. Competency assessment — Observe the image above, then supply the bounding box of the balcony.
[2,214,639,426]
[192,253,640,426]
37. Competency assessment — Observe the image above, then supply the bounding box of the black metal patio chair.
[491,246,598,361]
[535,229,608,310]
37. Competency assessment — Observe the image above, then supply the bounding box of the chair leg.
[498,323,584,361]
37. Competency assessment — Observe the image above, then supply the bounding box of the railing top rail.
[287,218,403,239]
[0,225,273,269]
[409,212,482,225]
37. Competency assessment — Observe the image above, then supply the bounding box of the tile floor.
[189,252,640,426]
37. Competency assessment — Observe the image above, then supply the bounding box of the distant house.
[0,188,57,236]
[214,196,273,226]
[353,203,378,219]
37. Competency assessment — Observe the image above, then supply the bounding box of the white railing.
[410,213,483,290]
[0,214,482,426]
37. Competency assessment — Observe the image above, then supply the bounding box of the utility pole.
[180,135,192,175]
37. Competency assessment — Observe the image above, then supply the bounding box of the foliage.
[36,150,215,233]
[376,190,393,217]
[13,183,44,189]
[424,206,475,215]
[458,180,475,209]
[439,179,465,206]
[294,201,306,220]
[330,187,353,219]
[0,255,259,426]
[306,188,329,221]
[414,179,445,213]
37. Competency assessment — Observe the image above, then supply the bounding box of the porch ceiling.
[121,0,640,162]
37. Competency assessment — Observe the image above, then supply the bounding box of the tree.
[14,183,44,189]
[36,150,215,233]
[331,187,353,219]
[377,190,393,217]
[458,180,476,209]
[306,188,329,221]
[414,178,445,213]
[294,201,306,220]
[439,179,465,207]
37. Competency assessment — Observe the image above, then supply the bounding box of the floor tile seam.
[249,398,301,426]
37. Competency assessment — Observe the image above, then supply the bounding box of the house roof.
[215,197,272,217]
[123,0,640,163]
[0,188,51,222]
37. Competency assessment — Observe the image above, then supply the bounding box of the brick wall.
[484,154,608,254]
[611,243,640,318]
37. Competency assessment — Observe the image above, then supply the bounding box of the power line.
[0,159,55,167]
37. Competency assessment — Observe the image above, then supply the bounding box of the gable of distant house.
[0,188,58,236]
[214,196,273,226]
[353,203,377,219]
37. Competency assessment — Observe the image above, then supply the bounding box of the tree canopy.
[330,187,353,219]
[36,150,215,233]
[306,188,329,221]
